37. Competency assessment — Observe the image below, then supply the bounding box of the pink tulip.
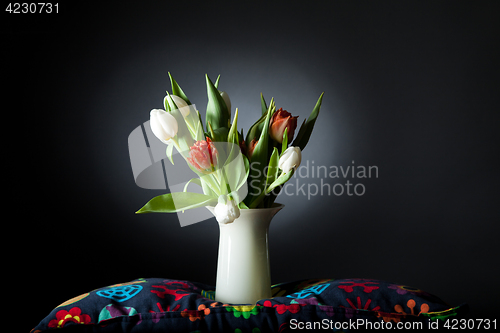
[187,137,218,173]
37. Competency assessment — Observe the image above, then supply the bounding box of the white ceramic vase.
[206,203,284,304]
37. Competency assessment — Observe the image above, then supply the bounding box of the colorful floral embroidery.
[32,277,467,333]
[197,303,212,315]
[286,283,330,299]
[152,301,181,312]
[278,322,288,333]
[388,284,430,296]
[263,300,303,314]
[48,307,92,328]
[164,280,196,290]
[149,311,166,324]
[422,306,464,321]
[96,285,143,302]
[344,296,381,312]
[179,302,218,322]
[98,304,138,323]
[225,305,260,319]
[338,279,379,293]
[235,328,261,333]
[376,311,402,323]
[150,280,199,302]
[291,297,335,317]
[395,299,429,316]
[151,284,190,301]
[201,289,215,300]
[181,308,206,322]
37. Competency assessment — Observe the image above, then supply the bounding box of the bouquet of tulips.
[136,73,323,224]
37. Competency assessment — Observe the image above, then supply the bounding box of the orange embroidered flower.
[48,307,92,328]
[181,309,204,322]
[395,299,429,316]
[198,304,211,315]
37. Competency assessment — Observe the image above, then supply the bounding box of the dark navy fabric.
[32,278,467,332]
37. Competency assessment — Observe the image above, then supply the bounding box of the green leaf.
[292,92,324,151]
[244,99,276,207]
[136,192,217,214]
[244,93,271,146]
[166,144,174,165]
[168,72,191,105]
[183,178,202,193]
[189,109,205,141]
[212,127,229,142]
[207,121,215,140]
[200,176,217,197]
[196,110,204,136]
[227,108,239,145]
[164,91,181,113]
[266,147,279,187]
[245,111,267,147]
[261,93,268,116]
[281,127,288,156]
[214,74,221,89]
[243,154,250,178]
[266,168,295,194]
[248,153,286,209]
[251,98,275,164]
[205,74,229,132]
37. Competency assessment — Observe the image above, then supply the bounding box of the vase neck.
[206,203,284,226]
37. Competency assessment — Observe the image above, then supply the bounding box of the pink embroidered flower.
[187,137,218,173]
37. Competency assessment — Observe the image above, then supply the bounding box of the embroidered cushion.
[31,278,468,332]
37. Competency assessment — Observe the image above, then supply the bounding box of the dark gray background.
[5,1,498,329]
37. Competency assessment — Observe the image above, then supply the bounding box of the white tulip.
[220,91,231,118]
[279,146,302,173]
[214,195,240,224]
[150,109,178,145]
[164,94,190,117]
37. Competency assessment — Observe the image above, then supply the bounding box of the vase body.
[206,204,284,304]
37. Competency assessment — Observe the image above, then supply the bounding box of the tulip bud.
[239,139,248,156]
[279,146,302,173]
[247,138,258,159]
[269,108,298,143]
[164,94,190,117]
[220,91,231,118]
[150,109,179,145]
[214,195,240,224]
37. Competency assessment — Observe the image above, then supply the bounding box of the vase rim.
[206,203,285,210]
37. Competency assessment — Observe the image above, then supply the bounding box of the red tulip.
[239,139,248,157]
[269,108,298,143]
[247,138,258,159]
